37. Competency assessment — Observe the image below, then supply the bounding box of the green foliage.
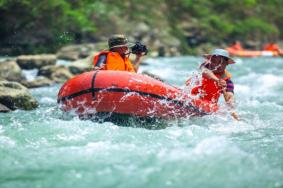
[172,0,282,45]
[200,15,234,42]
[234,18,279,40]
[1,0,283,55]
[0,0,96,54]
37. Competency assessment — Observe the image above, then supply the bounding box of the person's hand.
[135,53,144,59]
[93,66,101,70]
[231,111,240,121]
[216,79,227,88]
[93,65,105,71]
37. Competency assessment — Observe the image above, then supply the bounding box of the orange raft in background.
[226,47,282,57]
[57,71,218,120]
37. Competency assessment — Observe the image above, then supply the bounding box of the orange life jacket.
[263,43,280,51]
[93,51,136,72]
[188,70,232,103]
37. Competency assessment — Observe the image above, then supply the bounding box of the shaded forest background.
[1,0,283,55]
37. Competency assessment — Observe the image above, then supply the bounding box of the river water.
[0,56,283,188]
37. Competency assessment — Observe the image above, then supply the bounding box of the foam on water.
[22,69,38,81]
[1,56,283,188]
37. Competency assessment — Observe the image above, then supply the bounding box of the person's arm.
[132,53,143,72]
[223,91,240,121]
[93,54,107,70]
[200,66,226,87]
[223,79,240,121]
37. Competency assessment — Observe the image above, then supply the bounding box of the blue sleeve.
[95,54,107,67]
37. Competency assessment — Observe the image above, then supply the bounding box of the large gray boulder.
[16,54,57,69]
[0,60,26,82]
[21,76,54,88]
[38,65,74,83]
[57,44,96,61]
[68,56,93,75]
[0,103,11,113]
[0,81,38,110]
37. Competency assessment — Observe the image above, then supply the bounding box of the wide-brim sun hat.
[108,34,135,49]
[203,49,236,64]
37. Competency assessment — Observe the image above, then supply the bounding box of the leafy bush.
[1,0,283,55]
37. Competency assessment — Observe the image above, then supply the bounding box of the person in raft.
[263,42,283,55]
[93,34,145,72]
[228,40,244,51]
[186,49,240,121]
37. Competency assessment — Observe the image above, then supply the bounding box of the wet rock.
[142,71,164,82]
[148,51,159,57]
[168,47,181,56]
[140,60,149,66]
[158,36,181,57]
[57,44,96,61]
[158,46,166,57]
[179,20,204,47]
[194,43,214,55]
[245,40,261,49]
[133,22,151,39]
[68,56,93,75]
[0,81,38,110]
[38,65,74,83]
[17,54,57,69]
[0,103,11,113]
[142,34,181,57]
[21,76,53,88]
[0,60,26,82]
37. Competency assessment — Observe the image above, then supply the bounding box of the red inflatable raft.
[57,71,218,119]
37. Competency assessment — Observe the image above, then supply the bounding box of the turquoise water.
[1,57,283,188]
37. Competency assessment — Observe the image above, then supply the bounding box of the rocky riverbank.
[0,44,159,113]
[0,47,93,112]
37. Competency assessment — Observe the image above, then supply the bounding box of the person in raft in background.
[228,40,244,51]
[186,49,240,121]
[263,42,283,55]
[93,34,144,72]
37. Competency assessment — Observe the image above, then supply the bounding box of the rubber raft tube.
[226,47,280,57]
[57,71,218,119]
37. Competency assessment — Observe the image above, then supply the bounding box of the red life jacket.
[187,70,232,103]
[93,51,135,72]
